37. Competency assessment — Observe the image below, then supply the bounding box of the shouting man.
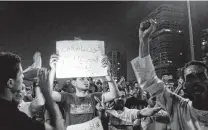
[133,19,208,130]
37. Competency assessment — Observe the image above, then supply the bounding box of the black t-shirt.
[0,98,45,130]
[125,96,148,109]
[60,92,102,127]
[32,105,45,123]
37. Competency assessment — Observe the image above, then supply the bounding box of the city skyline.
[0,1,208,80]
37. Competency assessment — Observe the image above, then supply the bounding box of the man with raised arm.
[133,19,208,130]
[0,52,64,130]
[48,54,120,128]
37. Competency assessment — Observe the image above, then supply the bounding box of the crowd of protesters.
[0,18,208,130]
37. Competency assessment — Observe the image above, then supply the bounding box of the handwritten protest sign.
[56,40,107,78]
[66,117,104,130]
[131,57,141,81]
[131,56,152,85]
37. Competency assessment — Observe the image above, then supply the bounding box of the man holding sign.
[48,48,120,129]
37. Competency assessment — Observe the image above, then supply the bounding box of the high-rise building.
[142,4,186,79]
[200,28,208,66]
[107,50,124,81]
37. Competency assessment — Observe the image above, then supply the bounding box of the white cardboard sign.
[56,40,107,78]
[130,56,141,81]
[66,117,104,130]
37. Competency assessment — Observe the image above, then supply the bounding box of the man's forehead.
[184,65,206,76]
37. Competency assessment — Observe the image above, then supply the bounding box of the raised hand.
[101,55,111,77]
[178,78,183,86]
[38,68,49,93]
[49,54,59,70]
[119,76,125,83]
[139,19,157,42]
[139,107,162,117]
[33,52,42,68]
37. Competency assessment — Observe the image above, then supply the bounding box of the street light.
[187,0,195,60]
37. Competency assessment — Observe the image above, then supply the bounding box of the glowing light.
[202,41,207,46]
[178,30,182,33]
[164,29,171,32]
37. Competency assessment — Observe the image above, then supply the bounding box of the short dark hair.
[182,60,208,80]
[133,81,138,86]
[0,52,21,93]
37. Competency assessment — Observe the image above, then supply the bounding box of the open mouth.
[84,84,89,88]
[192,85,205,95]
[16,94,23,99]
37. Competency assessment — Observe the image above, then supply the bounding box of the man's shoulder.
[60,92,75,103]
[90,92,102,100]
[61,92,74,97]
[90,92,102,96]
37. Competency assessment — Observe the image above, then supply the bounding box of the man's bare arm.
[39,68,64,130]
[30,87,45,114]
[48,55,62,102]
[103,76,120,103]
[101,56,120,103]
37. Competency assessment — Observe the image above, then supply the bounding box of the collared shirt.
[0,98,45,130]
[132,55,208,130]
[106,107,139,130]
[18,100,32,118]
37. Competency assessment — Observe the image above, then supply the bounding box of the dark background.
[0,1,208,80]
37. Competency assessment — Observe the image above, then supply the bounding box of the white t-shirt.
[106,107,139,125]
[132,55,208,130]
[18,101,32,118]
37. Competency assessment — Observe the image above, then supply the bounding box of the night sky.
[0,1,208,80]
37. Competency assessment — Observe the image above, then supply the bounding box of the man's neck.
[75,89,89,97]
[0,88,13,101]
[19,99,24,105]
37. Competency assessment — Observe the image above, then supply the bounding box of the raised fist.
[139,19,157,41]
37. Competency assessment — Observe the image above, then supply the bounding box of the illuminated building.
[142,4,186,79]
[107,50,123,81]
[200,28,208,66]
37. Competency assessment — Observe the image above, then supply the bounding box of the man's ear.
[7,78,14,89]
